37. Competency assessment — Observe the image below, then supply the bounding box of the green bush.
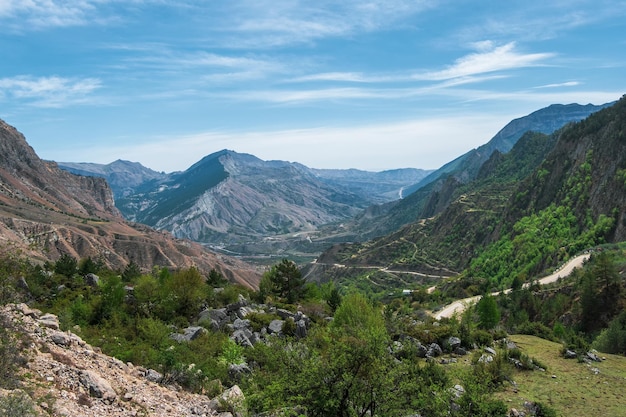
[0,390,38,417]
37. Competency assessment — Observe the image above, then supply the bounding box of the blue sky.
[1,0,624,172]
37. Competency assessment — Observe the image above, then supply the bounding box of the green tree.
[262,259,305,304]
[170,267,208,319]
[207,268,228,287]
[55,253,77,278]
[122,260,142,282]
[477,293,500,330]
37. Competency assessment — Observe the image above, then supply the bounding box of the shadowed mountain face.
[0,120,260,288]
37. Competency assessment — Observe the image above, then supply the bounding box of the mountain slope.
[350,102,613,240]
[310,96,626,290]
[58,160,168,199]
[0,119,260,287]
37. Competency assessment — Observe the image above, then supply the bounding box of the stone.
[232,329,254,347]
[14,303,41,318]
[454,347,468,356]
[50,331,72,347]
[79,370,117,403]
[38,313,60,330]
[448,336,462,350]
[228,363,251,382]
[84,273,100,287]
[209,385,245,413]
[427,343,443,357]
[170,326,207,343]
[478,354,493,363]
[145,369,163,383]
[563,349,578,359]
[295,319,308,338]
[484,347,497,355]
[586,351,601,362]
[268,319,284,335]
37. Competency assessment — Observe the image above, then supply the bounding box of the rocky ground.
[0,303,244,417]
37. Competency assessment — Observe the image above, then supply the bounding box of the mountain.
[309,96,626,290]
[0,119,260,287]
[61,151,430,259]
[58,160,168,199]
[342,102,613,240]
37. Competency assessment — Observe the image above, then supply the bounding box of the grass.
[495,334,626,416]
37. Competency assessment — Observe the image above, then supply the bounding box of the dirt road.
[433,253,590,320]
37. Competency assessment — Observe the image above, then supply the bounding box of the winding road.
[433,253,591,320]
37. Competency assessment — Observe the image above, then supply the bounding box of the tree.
[170,267,208,319]
[122,260,142,282]
[477,293,500,330]
[54,253,77,278]
[263,259,305,304]
[207,268,228,287]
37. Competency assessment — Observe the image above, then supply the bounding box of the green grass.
[496,334,626,416]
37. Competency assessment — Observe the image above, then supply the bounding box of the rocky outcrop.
[1,303,245,417]
[0,118,261,288]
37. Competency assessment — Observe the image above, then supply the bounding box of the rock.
[84,273,100,287]
[454,347,468,356]
[50,331,72,347]
[295,319,308,338]
[232,329,254,347]
[427,343,443,357]
[276,308,295,320]
[38,313,60,330]
[14,303,41,318]
[416,343,428,358]
[448,336,461,350]
[484,347,497,355]
[228,363,252,382]
[199,308,228,329]
[268,319,284,335]
[586,351,601,362]
[506,340,518,350]
[170,326,207,343]
[209,385,245,413]
[451,384,465,398]
[79,370,117,403]
[145,369,163,383]
[478,354,493,363]
[231,318,251,331]
[563,349,578,359]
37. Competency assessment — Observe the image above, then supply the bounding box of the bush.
[0,390,38,417]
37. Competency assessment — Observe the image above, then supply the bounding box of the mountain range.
[0,120,260,287]
[307,96,626,291]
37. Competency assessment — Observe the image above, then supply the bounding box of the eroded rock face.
[0,303,245,417]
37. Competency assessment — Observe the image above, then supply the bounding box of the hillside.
[345,102,612,240]
[0,119,260,288]
[310,96,626,292]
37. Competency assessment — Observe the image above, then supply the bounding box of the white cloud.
[0,75,101,107]
[534,81,581,89]
[416,42,554,81]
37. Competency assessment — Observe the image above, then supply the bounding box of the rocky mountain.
[342,101,614,240]
[58,159,168,200]
[309,96,626,290]
[63,150,429,258]
[0,119,260,288]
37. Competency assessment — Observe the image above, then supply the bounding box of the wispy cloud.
[215,0,434,47]
[534,81,581,89]
[0,75,101,107]
[415,42,554,81]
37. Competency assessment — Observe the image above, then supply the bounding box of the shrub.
[0,390,38,417]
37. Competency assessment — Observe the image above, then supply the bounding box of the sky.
[1,1,625,173]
